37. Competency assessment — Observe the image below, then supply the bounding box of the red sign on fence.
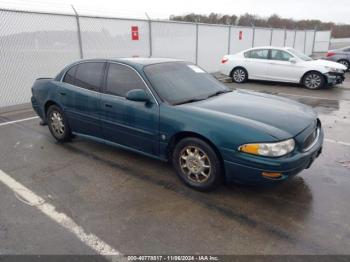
[239,31,243,40]
[131,26,139,41]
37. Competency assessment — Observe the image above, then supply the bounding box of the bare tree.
[169,13,349,38]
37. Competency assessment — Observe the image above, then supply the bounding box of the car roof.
[73,57,185,68]
[54,57,186,81]
[247,46,293,51]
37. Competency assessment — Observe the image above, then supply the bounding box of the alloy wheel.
[50,111,65,136]
[179,146,211,184]
[233,69,246,83]
[339,60,349,70]
[304,73,322,89]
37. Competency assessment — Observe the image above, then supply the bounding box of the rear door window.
[246,49,269,59]
[63,65,77,85]
[74,62,105,92]
[105,63,147,97]
[270,50,293,61]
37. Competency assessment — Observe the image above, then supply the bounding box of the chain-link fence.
[0,7,332,108]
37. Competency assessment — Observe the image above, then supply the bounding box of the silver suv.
[325,46,350,70]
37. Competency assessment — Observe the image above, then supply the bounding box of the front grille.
[303,122,321,151]
[328,71,344,77]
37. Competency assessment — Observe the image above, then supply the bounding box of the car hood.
[307,59,347,70]
[182,90,317,140]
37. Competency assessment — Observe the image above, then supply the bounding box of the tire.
[303,72,325,90]
[172,137,222,191]
[338,59,350,71]
[47,105,72,142]
[231,67,248,83]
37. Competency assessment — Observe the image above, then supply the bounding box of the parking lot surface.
[0,73,350,257]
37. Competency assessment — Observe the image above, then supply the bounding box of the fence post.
[283,27,287,47]
[195,23,199,65]
[148,20,153,57]
[252,26,255,47]
[293,28,297,48]
[71,5,83,59]
[270,27,273,46]
[303,30,307,53]
[228,26,231,54]
[312,26,317,53]
[328,27,333,51]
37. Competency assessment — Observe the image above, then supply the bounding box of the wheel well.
[44,100,58,117]
[230,66,248,78]
[167,131,225,177]
[300,70,326,84]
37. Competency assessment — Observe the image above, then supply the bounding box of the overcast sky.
[4,0,350,24]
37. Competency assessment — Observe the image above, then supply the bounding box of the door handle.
[59,92,66,96]
[104,104,112,108]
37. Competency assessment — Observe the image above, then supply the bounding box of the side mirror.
[289,58,297,64]
[126,89,150,102]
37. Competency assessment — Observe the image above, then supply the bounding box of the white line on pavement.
[325,138,350,147]
[249,89,349,101]
[276,92,348,101]
[0,169,122,258]
[0,116,39,127]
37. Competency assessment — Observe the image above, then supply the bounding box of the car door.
[58,61,105,138]
[244,49,270,80]
[100,62,159,156]
[266,49,303,83]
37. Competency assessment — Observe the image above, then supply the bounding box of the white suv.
[220,46,346,89]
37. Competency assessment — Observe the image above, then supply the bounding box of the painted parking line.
[0,168,122,258]
[325,138,350,147]
[245,89,350,101]
[275,92,349,101]
[0,116,39,127]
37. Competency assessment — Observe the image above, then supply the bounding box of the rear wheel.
[47,105,71,142]
[338,59,350,71]
[303,72,325,89]
[231,67,248,83]
[172,137,222,191]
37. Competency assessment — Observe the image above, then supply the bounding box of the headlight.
[325,66,342,73]
[238,139,295,157]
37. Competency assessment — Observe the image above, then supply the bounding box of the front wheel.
[47,105,72,142]
[172,138,222,191]
[338,60,350,71]
[303,72,325,89]
[231,67,248,83]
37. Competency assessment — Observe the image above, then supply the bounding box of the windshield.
[144,62,231,105]
[287,48,313,61]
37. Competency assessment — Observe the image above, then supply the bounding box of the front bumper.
[325,72,345,85]
[222,128,324,186]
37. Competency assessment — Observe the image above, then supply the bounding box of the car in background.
[31,58,323,191]
[220,47,346,89]
[324,46,350,71]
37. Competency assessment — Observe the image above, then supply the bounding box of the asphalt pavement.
[0,73,349,260]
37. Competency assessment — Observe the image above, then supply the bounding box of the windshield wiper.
[207,90,231,99]
[173,98,206,105]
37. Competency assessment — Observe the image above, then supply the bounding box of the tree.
[169,13,349,38]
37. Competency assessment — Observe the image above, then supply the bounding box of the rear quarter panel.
[219,54,245,76]
[31,79,62,120]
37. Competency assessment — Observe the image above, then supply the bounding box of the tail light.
[221,57,229,64]
[326,52,335,57]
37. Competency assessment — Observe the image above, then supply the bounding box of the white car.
[220,47,346,89]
